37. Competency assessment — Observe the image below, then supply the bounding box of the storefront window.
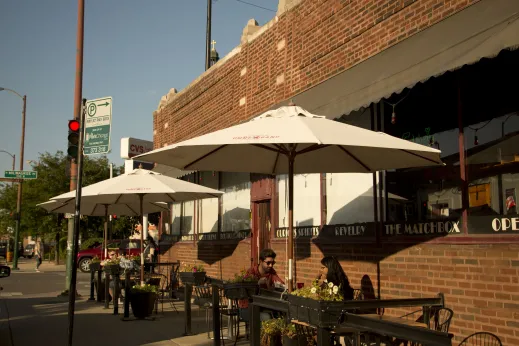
[221,172,251,233]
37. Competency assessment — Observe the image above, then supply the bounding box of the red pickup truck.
[77,239,145,272]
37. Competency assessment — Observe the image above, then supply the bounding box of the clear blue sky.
[0,0,278,175]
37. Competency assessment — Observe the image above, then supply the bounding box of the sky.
[0,0,278,175]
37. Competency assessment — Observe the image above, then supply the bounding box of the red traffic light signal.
[68,119,80,132]
[112,215,117,220]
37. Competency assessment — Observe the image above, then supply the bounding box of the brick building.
[152,0,519,343]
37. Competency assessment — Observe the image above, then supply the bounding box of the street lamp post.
[0,87,27,271]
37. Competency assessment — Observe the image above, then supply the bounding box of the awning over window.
[274,0,519,119]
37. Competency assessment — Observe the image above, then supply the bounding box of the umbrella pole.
[103,205,108,259]
[287,154,294,292]
[139,194,145,286]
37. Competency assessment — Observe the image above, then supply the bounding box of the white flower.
[328,289,332,295]
[333,286,339,294]
[310,287,317,294]
[323,279,327,283]
[328,282,334,288]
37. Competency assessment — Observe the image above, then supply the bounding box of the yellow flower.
[328,282,334,288]
[333,286,339,294]
[310,287,317,294]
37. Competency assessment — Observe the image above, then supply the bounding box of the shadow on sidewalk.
[3,296,214,346]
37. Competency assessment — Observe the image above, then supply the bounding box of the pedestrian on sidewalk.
[35,238,43,272]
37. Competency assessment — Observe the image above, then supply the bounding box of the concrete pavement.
[0,259,250,346]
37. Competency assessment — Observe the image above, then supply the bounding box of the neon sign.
[402,127,434,146]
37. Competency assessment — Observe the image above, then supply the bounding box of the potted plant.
[101,256,121,275]
[288,280,344,328]
[260,318,284,346]
[178,262,206,285]
[223,268,259,300]
[90,256,101,272]
[130,284,158,319]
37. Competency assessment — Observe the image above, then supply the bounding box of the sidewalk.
[3,258,66,272]
[0,260,251,346]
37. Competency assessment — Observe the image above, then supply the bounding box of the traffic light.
[67,119,80,159]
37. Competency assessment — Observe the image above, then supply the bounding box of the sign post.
[84,97,112,155]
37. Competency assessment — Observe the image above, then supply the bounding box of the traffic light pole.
[67,98,86,346]
[66,0,84,294]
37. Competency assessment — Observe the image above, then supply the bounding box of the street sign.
[4,170,37,179]
[84,96,112,155]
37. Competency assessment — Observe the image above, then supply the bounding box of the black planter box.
[179,271,206,286]
[90,262,101,272]
[130,291,157,319]
[103,264,120,275]
[223,282,259,300]
[282,335,304,346]
[287,295,344,328]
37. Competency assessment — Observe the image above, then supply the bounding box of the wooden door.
[252,200,271,264]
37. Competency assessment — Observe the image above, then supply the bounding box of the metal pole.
[67,98,86,346]
[66,0,85,292]
[11,154,15,188]
[12,95,26,270]
[205,0,212,70]
[287,152,294,292]
[139,194,145,286]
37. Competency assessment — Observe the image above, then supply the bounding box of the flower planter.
[103,264,120,275]
[287,295,344,328]
[90,262,101,272]
[261,335,282,346]
[179,271,206,286]
[223,282,259,300]
[130,291,157,319]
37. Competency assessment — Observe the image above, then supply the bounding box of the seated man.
[238,248,285,322]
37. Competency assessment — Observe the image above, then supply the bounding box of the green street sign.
[4,170,37,179]
[84,96,112,155]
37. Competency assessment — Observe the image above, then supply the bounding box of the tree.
[0,151,122,243]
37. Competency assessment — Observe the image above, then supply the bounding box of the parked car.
[23,244,35,258]
[76,239,145,273]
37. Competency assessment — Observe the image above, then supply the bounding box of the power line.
[235,0,276,12]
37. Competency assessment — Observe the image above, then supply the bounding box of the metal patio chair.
[458,332,502,346]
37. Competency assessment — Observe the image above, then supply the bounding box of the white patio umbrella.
[48,168,223,285]
[135,105,443,291]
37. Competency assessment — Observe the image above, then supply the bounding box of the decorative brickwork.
[153,0,479,148]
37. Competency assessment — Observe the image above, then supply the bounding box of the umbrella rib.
[252,144,284,155]
[399,149,440,165]
[296,144,329,156]
[271,151,280,174]
[185,145,227,169]
[125,204,139,216]
[273,144,289,154]
[338,146,371,172]
[166,193,177,202]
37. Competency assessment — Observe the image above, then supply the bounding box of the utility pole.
[66,0,85,294]
[0,88,27,271]
[205,0,212,71]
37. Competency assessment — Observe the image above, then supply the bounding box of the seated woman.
[318,256,354,301]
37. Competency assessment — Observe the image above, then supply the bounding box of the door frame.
[251,199,276,267]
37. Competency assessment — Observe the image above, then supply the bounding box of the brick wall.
[153,0,479,148]
[162,240,519,344]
